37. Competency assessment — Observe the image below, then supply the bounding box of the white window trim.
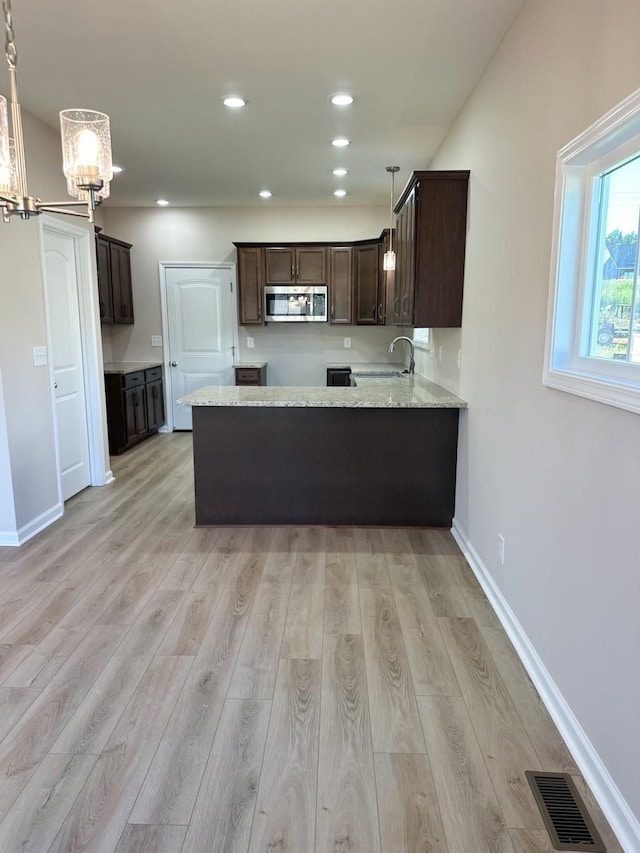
[544,87,640,415]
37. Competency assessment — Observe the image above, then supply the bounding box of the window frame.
[544,87,640,415]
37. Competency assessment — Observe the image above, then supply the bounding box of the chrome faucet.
[388,336,415,374]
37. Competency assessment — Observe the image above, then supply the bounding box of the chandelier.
[383,165,399,271]
[0,0,113,223]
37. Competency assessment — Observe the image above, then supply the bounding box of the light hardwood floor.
[0,433,623,852]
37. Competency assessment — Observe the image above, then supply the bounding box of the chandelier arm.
[38,205,90,219]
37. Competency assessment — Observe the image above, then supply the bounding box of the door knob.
[54,382,58,389]
[171,361,177,367]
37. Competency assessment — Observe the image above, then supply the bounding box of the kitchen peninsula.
[179,371,467,527]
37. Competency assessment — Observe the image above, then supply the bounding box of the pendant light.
[383,166,399,271]
[0,0,113,223]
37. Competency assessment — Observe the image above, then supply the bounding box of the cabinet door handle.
[331,305,335,320]
[378,302,384,323]
[291,266,295,279]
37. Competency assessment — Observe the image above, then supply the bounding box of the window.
[544,88,640,414]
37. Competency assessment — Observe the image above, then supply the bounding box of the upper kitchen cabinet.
[329,247,353,324]
[265,247,326,284]
[237,246,264,325]
[353,242,383,325]
[394,171,469,327]
[96,232,134,325]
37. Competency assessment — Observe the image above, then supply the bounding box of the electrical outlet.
[33,346,47,366]
[438,344,443,362]
[498,534,505,566]
[151,335,163,347]
[247,337,255,349]
[457,348,461,369]
[344,337,351,349]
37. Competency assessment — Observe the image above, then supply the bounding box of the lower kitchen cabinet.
[234,364,267,386]
[105,366,165,454]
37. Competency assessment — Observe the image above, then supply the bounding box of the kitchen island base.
[192,406,459,527]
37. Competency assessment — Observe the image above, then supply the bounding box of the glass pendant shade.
[0,95,9,163]
[60,109,113,193]
[0,95,16,195]
[383,249,396,271]
[0,138,17,196]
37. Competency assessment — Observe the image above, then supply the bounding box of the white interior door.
[165,266,236,430]
[42,226,91,501]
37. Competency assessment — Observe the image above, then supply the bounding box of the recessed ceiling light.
[156,199,170,206]
[334,189,347,197]
[330,93,355,106]
[221,96,246,108]
[332,168,348,177]
[112,165,124,174]
[331,137,350,148]
[259,190,272,198]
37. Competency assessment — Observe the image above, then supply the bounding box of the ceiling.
[8,0,525,207]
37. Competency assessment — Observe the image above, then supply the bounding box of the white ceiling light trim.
[334,189,347,197]
[330,93,355,106]
[332,168,348,176]
[259,190,272,198]
[331,137,350,148]
[221,96,247,108]
[0,0,113,223]
[156,198,170,206]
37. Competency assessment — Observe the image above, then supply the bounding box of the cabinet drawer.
[123,371,146,389]
[235,368,260,383]
[145,366,163,382]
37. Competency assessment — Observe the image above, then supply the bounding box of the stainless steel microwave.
[264,285,328,322]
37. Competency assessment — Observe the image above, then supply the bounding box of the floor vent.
[526,771,606,851]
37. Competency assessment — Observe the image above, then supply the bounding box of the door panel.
[42,229,91,502]
[296,248,326,283]
[166,267,236,431]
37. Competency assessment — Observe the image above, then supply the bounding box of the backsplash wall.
[237,324,405,386]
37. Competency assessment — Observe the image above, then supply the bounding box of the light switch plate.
[344,337,351,349]
[33,346,47,366]
[247,337,255,349]
[151,335,163,347]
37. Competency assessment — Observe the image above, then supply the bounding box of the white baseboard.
[451,518,640,852]
[104,469,115,485]
[0,502,64,547]
[158,425,171,434]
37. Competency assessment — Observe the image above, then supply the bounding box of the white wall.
[0,110,65,533]
[101,206,399,384]
[418,0,640,836]
[0,108,108,541]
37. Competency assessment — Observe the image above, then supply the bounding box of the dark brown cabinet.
[329,247,353,324]
[354,242,384,325]
[265,247,326,284]
[104,366,165,454]
[96,233,134,325]
[234,365,267,386]
[237,247,264,325]
[394,171,469,327]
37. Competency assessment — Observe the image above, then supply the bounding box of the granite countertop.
[103,361,163,375]
[179,373,467,409]
[233,362,267,369]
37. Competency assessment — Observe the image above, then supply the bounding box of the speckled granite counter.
[103,361,163,374]
[178,374,466,409]
[232,361,268,369]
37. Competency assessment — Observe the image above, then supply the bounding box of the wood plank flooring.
[0,433,622,852]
